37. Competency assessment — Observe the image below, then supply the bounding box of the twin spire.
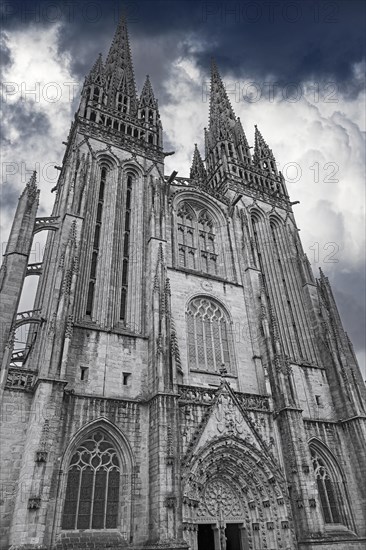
[191,59,278,186]
[84,16,278,189]
[84,15,158,118]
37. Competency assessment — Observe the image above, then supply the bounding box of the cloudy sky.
[1,0,365,375]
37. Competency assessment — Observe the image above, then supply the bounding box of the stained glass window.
[177,204,196,270]
[310,446,346,525]
[62,431,120,530]
[176,203,219,275]
[187,297,232,372]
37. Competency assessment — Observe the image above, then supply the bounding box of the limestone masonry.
[0,16,365,550]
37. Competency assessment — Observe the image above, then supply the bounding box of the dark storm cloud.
[329,269,366,358]
[0,181,20,212]
[1,101,50,144]
[0,33,13,78]
[2,0,365,100]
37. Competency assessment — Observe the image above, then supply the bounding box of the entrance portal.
[197,523,215,549]
[225,523,241,550]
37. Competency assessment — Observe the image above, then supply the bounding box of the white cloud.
[1,23,79,243]
[1,27,364,375]
[162,54,365,374]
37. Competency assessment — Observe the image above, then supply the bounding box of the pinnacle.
[139,74,157,109]
[253,124,274,163]
[26,171,37,189]
[92,53,103,71]
[22,170,38,201]
[87,53,104,82]
[190,144,206,181]
[27,170,37,186]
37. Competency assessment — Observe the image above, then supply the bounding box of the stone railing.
[178,385,270,411]
[5,367,37,392]
[26,263,43,276]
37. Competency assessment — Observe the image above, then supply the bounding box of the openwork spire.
[104,15,137,113]
[204,60,251,186]
[190,144,206,182]
[208,59,236,136]
[139,75,157,109]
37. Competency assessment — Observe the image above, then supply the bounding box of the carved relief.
[203,478,242,519]
[215,393,244,435]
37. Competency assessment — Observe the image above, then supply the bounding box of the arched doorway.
[196,477,248,550]
[182,437,297,550]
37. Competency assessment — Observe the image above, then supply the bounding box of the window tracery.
[176,202,219,276]
[62,431,120,530]
[177,204,196,270]
[310,445,348,525]
[198,211,217,274]
[187,297,232,372]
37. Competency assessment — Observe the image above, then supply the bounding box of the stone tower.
[0,16,365,550]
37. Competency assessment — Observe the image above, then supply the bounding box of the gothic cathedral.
[0,16,365,550]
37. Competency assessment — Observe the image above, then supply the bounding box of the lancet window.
[120,175,132,321]
[198,211,217,275]
[310,444,349,526]
[177,204,196,270]
[176,203,219,276]
[86,167,106,316]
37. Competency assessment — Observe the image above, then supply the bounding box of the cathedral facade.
[0,17,365,550]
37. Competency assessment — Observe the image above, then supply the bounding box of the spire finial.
[28,170,37,185]
[104,13,137,113]
[207,59,237,138]
[190,144,206,183]
[22,170,38,203]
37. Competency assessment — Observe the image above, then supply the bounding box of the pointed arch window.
[310,444,349,526]
[198,211,217,275]
[177,204,196,270]
[120,175,132,321]
[86,166,106,316]
[187,297,232,372]
[116,93,128,113]
[62,431,120,530]
[176,203,219,276]
[92,86,100,103]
